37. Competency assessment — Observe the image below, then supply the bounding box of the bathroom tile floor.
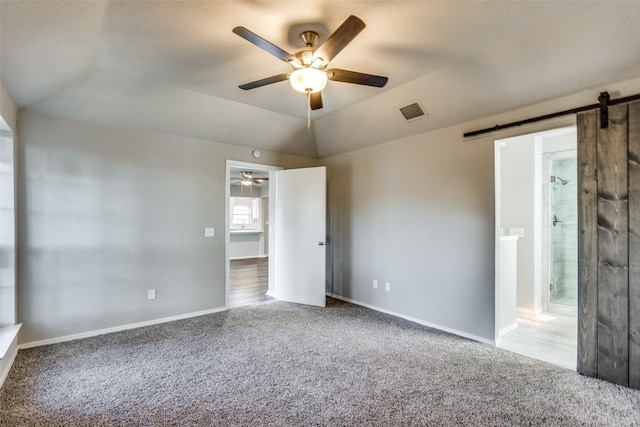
[499,307,577,370]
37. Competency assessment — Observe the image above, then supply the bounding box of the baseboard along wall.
[328,294,494,345]
[7,295,495,386]
[499,322,519,337]
[18,306,230,350]
[516,306,544,316]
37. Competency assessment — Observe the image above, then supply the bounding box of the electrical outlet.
[385,282,391,292]
[148,289,156,300]
[204,227,215,237]
[373,279,378,289]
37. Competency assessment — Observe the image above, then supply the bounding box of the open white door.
[274,166,326,307]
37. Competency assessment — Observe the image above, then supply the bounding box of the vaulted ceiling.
[2,1,640,158]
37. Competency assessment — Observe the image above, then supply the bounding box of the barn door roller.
[598,91,610,129]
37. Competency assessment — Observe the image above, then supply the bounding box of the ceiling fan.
[233,15,388,125]
[231,171,268,186]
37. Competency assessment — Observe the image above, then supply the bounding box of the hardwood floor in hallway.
[229,257,273,307]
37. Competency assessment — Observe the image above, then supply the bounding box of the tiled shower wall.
[550,158,578,306]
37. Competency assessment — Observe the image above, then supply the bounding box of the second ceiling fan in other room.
[233,15,388,127]
[231,171,268,186]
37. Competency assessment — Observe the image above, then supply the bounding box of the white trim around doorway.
[225,160,282,308]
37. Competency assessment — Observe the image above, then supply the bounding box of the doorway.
[225,162,328,309]
[495,126,578,369]
[226,160,281,308]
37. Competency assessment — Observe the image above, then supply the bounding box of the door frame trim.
[225,160,282,308]
[493,120,576,343]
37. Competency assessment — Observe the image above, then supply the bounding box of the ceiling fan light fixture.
[234,16,387,110]
[241,171,254,185]
[290,68,327,93]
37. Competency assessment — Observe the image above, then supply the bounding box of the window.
[0,127,15,328]
[232,205,251,226]
[0,122,18,359]
[230,196,261,230]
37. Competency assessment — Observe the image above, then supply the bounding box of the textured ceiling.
[2,1,640,158]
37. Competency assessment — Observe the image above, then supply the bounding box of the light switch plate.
[204,227,215,237]
[148,289,156,300]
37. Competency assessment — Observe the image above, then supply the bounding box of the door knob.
[318,241,326,246]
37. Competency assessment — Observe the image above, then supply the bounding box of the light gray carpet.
[1,298,639,426]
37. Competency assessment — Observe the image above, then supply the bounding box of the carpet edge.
[328,293,496,345]
[18,306,230,350]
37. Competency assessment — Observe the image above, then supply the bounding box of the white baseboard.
[328,294,494,345]
[499,322,519,337]
[229,255,268,260]
[547,303,578,316]
[19,306,230,350]
[516,306,543,316]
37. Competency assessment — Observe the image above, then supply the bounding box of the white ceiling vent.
[398,101,428,122]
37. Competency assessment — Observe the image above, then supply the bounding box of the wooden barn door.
[577,100,640,389]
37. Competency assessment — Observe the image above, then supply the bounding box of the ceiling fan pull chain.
[307,90,311,131]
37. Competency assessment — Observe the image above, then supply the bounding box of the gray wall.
[321,78,640,343]
[322,126,496,340]
[13,77,640,346]
[17,111,316,343]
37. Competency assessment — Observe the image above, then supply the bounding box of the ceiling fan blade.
[327,69,388,87]
[233,26,300,66]
[313,15,366,65]
[239,73,290,90]
[310,92,323,110]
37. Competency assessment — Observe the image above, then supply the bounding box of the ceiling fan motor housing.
[295,49,316,67]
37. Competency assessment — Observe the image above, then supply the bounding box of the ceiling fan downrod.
[300,31,319,48]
